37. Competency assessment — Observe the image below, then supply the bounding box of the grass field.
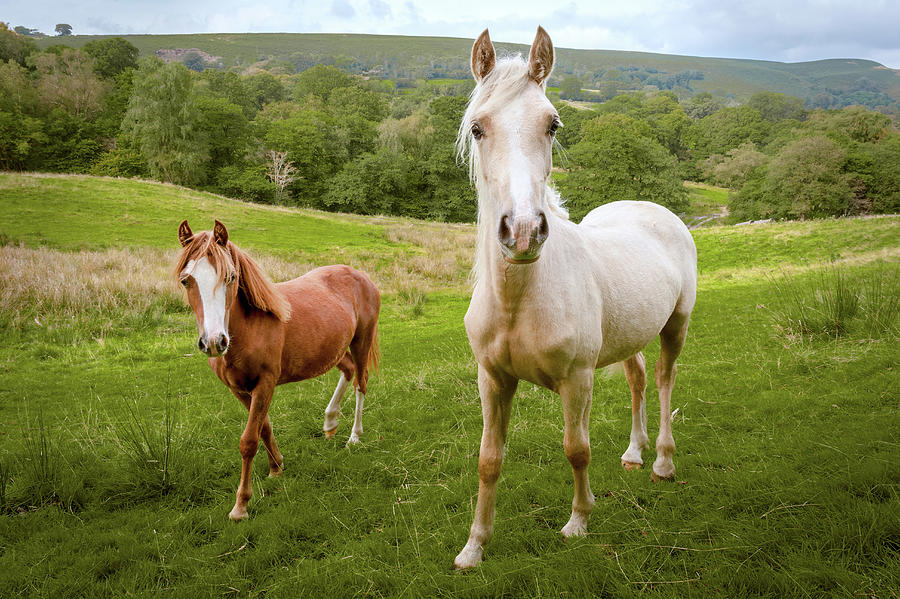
[1,173,898,597]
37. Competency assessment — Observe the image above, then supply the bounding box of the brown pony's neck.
[225,241,291,324]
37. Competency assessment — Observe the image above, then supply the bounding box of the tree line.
[1,24,898,223]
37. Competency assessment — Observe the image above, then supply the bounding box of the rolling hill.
[37,32,900,110]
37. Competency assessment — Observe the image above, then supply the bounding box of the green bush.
[216,164,276,204]
[90,147,148,178]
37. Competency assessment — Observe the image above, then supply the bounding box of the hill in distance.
[38,32,900,111]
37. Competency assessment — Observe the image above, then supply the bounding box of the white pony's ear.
[471,29,496,82]
[178,220,193,247]
[527,25,554,86]
[213,220,228,246]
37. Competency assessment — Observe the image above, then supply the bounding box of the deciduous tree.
[121,58,208,186]
[556,113,688,221]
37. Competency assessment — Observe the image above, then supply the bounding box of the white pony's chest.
[465,289,599,389]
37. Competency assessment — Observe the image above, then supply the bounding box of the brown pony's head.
[174,220,290,356]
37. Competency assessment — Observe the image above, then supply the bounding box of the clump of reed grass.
[19,406,58,506]
[396,283,427,318]
[770,262,899,340]
[0,458,8,511]
[112,388,180,497]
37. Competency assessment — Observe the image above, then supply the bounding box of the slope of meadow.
[1,173,897,597]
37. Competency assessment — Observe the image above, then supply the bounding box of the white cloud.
[331,0,356,19]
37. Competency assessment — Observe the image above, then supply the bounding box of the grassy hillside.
[36,32,900,105]
[1,173,898,597]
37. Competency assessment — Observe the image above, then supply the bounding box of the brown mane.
[174,230,291,322]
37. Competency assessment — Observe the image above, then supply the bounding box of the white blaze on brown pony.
[453,27,698,569]
[175,220,381,521]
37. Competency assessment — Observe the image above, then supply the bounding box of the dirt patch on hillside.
[156,48,223,67]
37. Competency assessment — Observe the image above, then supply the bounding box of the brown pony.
[175,220,381,521]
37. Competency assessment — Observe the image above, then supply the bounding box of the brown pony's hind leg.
[346,319,378,445]
[621,352,649,470]
[651,314,690,482]
[324,353,355,439]
[231,388,283,477]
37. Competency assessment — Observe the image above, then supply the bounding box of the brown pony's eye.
[471,121,484,140]
[225,272,235,285]
[180,277,189,287]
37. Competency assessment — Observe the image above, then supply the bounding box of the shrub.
[90,147,148,178]
[216,164,276,204]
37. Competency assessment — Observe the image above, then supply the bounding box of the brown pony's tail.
[368,323,380,373]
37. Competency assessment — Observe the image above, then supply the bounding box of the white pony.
[453,27,698,569]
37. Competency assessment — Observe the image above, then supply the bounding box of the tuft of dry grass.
[1,222,478,325]
[0,245,180,323]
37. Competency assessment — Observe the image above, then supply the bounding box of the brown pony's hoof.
[268,465,284,478]
[621,460,642,471]
[324,427,338,439]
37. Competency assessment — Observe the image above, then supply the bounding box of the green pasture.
[0,174,390,256]
[1,174,897,597]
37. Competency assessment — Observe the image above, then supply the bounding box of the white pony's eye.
[548,118,561,136]
[471,121,484,140]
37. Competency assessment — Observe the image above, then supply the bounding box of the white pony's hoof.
[324,427,338,439]
[228,506,249,521]
[346,433,361,446]
[621,460,642,471]
[561,513,589,538]
[454,541,483,570]
[651,460,675,482]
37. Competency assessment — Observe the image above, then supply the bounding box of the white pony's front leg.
[560,370,595,538]
[621,353,649,470]
[323,372,350,438]
[454,366,517,570]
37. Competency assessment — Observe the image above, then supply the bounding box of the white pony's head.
[457,26,565,265]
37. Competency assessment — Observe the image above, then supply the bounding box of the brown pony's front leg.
[230,388,283,477]
[229,376,277,521]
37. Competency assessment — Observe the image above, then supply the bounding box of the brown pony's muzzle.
[199,333,229,356]
[498,210,549,264]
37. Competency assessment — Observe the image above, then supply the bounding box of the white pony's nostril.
[498,212,515,247]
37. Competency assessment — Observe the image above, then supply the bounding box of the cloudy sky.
[6,0,900,68]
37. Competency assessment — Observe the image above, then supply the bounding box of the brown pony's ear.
[213,220,228,246]
[471,29,495,82]
[527,25,554,86]
[178,220,193,247]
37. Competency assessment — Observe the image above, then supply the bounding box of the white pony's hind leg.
[621,352,649,470]
[652,317,689,482]
[324,372,350,438]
